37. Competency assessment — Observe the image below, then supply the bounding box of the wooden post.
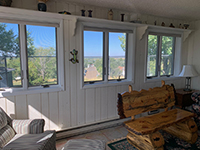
[129,85,132,93]
[161,80,165,87]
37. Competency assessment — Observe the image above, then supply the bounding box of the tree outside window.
[0,22,58,88]
[147,34,175,78]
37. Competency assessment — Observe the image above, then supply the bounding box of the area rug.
[107,130,200,150]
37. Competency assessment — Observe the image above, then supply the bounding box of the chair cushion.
[3,130,56,150]
[0,125,15,148]
[0,108,7,130]
[0,107,12,127]
[62,139,105,150]
[12,119,45,134]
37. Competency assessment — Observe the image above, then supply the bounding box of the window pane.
[147,35,158,77]
[108,32,126,80]
[0,23,22,88]
[26,25,57,86]
[161,36,174,76]
[84,31,103,82]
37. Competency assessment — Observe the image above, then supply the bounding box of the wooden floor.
[56,125,128,150]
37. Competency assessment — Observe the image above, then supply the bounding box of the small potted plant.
[38,0,48,12]
[0,0,12,7]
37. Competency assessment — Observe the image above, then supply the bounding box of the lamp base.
[183,88,192,92]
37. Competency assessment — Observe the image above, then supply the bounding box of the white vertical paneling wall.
[41,93,50,130]
[6,96,15,119]
[69,20,77,127]
[100,87,108,120]
[187,20,200,90]
[86,89,95,123]
[0,0,191,131]
[27,94,41,119]
[15,95,27,119]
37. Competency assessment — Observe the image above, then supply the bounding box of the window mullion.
[104,32,109,82]
[157,36,162,77]
[171,37,176,75]
[125,33,128,79]
[19,24,28,90]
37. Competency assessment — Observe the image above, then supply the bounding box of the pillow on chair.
[0,108,7,130]
[0,125,15,148]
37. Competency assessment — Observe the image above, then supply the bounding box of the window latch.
[117,76,121,81]
[42,85,49,88]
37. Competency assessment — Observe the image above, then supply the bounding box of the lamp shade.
[179,65,198,77]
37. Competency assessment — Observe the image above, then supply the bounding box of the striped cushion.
[12,119,45,134]
[0,125,15,148]
[4,130,56,150]
[0,107,12,127]
[0,108,7,130]
[62,139,105,150]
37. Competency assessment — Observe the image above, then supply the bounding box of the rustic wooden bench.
[117,81,198,150]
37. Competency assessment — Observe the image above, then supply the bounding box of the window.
[0,22,22,88]
[26,25,57,87]
[0,21,63,91]
[147,34,175,78]
[84,31,103,82]
[83,29,128,84]
[108,32,126,80]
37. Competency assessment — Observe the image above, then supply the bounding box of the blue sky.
[3,22,125,57]
[27,25,56,48]
[84,31,125,57]
[3,22,56,48]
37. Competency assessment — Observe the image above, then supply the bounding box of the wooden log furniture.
[117,81,198,150]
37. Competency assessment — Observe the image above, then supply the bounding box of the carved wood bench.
[117,81,198,150]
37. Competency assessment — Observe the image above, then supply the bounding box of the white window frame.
[144,27,183,83]
[0,17,64,97]
[146,34,176,78]
[79,22,136,89]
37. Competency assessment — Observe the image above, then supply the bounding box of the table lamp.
[178,65,198,91]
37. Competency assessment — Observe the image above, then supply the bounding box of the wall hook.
[69,49,79,64]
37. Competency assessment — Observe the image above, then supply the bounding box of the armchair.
[191,92,200,128]
[0,107,56,150]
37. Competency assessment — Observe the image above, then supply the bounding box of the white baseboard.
[56,118,130,140]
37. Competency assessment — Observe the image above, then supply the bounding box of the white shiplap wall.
[0,0,189,131]
[187,21,200,90]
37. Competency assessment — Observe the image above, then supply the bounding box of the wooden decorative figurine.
[161,22,165,26]
[121,14,125,22]
[38,0,48,11]
[81,9,85,16]
[69,49,79,64]
[108,9,113,20]
[88,10,93,17]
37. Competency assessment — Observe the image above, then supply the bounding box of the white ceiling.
[66,0,200,21]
